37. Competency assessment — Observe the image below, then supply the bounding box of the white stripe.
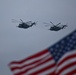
[57,50,76,64]
[37,67,56,75]
[60,65,76,75]
[56,57,76,73]
[13,55,52,74]
[27,59,55,75]
[10,52,50,68]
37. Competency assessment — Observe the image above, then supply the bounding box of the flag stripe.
[66,69,76,75]
[47,72,55,75]
[36,67,55,75]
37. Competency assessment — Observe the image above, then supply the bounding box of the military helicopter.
[12,19,37,29]
[44,21,67,31]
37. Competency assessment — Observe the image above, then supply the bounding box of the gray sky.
[0,0,76,75]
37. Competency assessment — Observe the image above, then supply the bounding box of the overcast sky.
[0,0,76,75]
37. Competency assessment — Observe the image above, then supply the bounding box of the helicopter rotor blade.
[50,21,55,26]
[43,22,50,25]
[12,19,21,23]
[20,19,23,23]
[43,22,51,27]
[45,25,51,27]
[56,23,61,26]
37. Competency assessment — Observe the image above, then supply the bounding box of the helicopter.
[44,21,67,31]
[12,19,37,29]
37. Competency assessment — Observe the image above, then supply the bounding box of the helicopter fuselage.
[18,22,36,29]
[49,26,61,31]
[49,25,67,31]
[18,23,30,29]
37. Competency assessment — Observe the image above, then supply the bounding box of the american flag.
[8,30,76,75]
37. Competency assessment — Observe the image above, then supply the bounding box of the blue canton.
[49,30,76,63]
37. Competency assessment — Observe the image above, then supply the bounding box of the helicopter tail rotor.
[34,21,38,25]
[61,23,68,29]
[56,23,61,26]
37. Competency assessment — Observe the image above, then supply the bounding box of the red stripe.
[15,57,54,75]
[9,49,48,65]
[47,72,56,75]
[66,69,76,75]
[56,62,76,75]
